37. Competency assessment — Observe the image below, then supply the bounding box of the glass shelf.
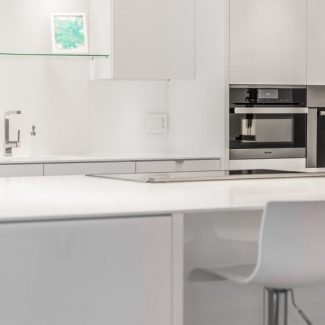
[0,52,109,58]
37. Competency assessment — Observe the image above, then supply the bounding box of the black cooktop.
[88,169,308,183]
[229,169,301,175]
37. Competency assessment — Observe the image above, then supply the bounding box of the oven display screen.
[258,89,279,100]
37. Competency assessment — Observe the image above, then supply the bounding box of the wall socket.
[145,114,168,134]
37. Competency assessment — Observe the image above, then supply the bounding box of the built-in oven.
[229,86,307,160]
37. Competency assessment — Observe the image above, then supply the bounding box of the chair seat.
[191,202,325,289]
[196,264,256,284]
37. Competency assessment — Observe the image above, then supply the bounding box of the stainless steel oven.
[229,86,307,160]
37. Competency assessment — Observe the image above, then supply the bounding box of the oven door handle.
[234,107,308,114]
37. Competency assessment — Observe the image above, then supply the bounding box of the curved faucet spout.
[4,110,21,117]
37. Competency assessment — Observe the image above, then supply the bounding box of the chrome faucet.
[4,110,21,156]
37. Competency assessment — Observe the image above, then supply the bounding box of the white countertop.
[1,174,325,222]
[0,153,221,164]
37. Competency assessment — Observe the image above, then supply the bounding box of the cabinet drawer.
[44,162,135,176]
[0,164,43,177]
[180,159,221,172]
[136,159,221,173]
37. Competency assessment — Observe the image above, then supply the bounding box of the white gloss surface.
[0,154,220,164]
[1,175,325,222]
[285,167,325,173]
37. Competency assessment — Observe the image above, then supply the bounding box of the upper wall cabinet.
[90,0,196,80]
[307,0,325,85]
[230,0,307,85]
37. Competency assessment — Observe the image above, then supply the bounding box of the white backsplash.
[0,0,169,157]
[0,0,227,160]
[88,80,169,154]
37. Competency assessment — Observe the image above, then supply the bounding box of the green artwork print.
[52,14,88,52]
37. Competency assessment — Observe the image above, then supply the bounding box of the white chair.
[191,201,325,325]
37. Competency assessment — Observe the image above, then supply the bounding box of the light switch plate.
[145,114,168,134]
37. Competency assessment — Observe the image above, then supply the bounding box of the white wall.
[0,0,90,156]
[88,0,228,158]
[0,0,227,159]
[168,0,228,162]
[0,0,171,156]
[0,59,91,156]
[88,81,169,154]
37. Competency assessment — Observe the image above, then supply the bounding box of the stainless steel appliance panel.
[307,107,325,168]
[234,107,308,114]
[230,148,306,160]
[307,108,318,167]
[306,86,325,167]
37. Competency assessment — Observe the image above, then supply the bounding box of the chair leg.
[289,289,313,325]
[264,288,288,325]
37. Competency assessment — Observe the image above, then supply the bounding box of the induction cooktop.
[87,169,313,183]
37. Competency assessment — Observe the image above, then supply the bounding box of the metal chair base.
[264,288,288,325]
[264,288,312,325]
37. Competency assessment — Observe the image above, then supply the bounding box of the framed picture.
[51,13,88,53]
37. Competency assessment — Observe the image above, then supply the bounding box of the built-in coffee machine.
[229,86,308,160]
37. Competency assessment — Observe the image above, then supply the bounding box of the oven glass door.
[230,113,306,149]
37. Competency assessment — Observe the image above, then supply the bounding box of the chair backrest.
[248,201,325,288]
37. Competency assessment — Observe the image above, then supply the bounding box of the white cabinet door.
[44,161,135,176]
[0,216,172,325]
[112,0,195,79]
[90,0,195,80]
[0,164,43,177]
[230,0,307,85]
[308,0,325,85]
[136,159,221,173]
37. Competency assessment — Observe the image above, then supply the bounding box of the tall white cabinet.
[230,0,307,85]
[90,0,196,80]
[307,0,325,85]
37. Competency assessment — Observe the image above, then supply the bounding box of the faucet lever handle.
[17,130,21,143]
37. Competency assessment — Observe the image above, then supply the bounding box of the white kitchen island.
[1,175,325,325]
[1,174,323,220]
